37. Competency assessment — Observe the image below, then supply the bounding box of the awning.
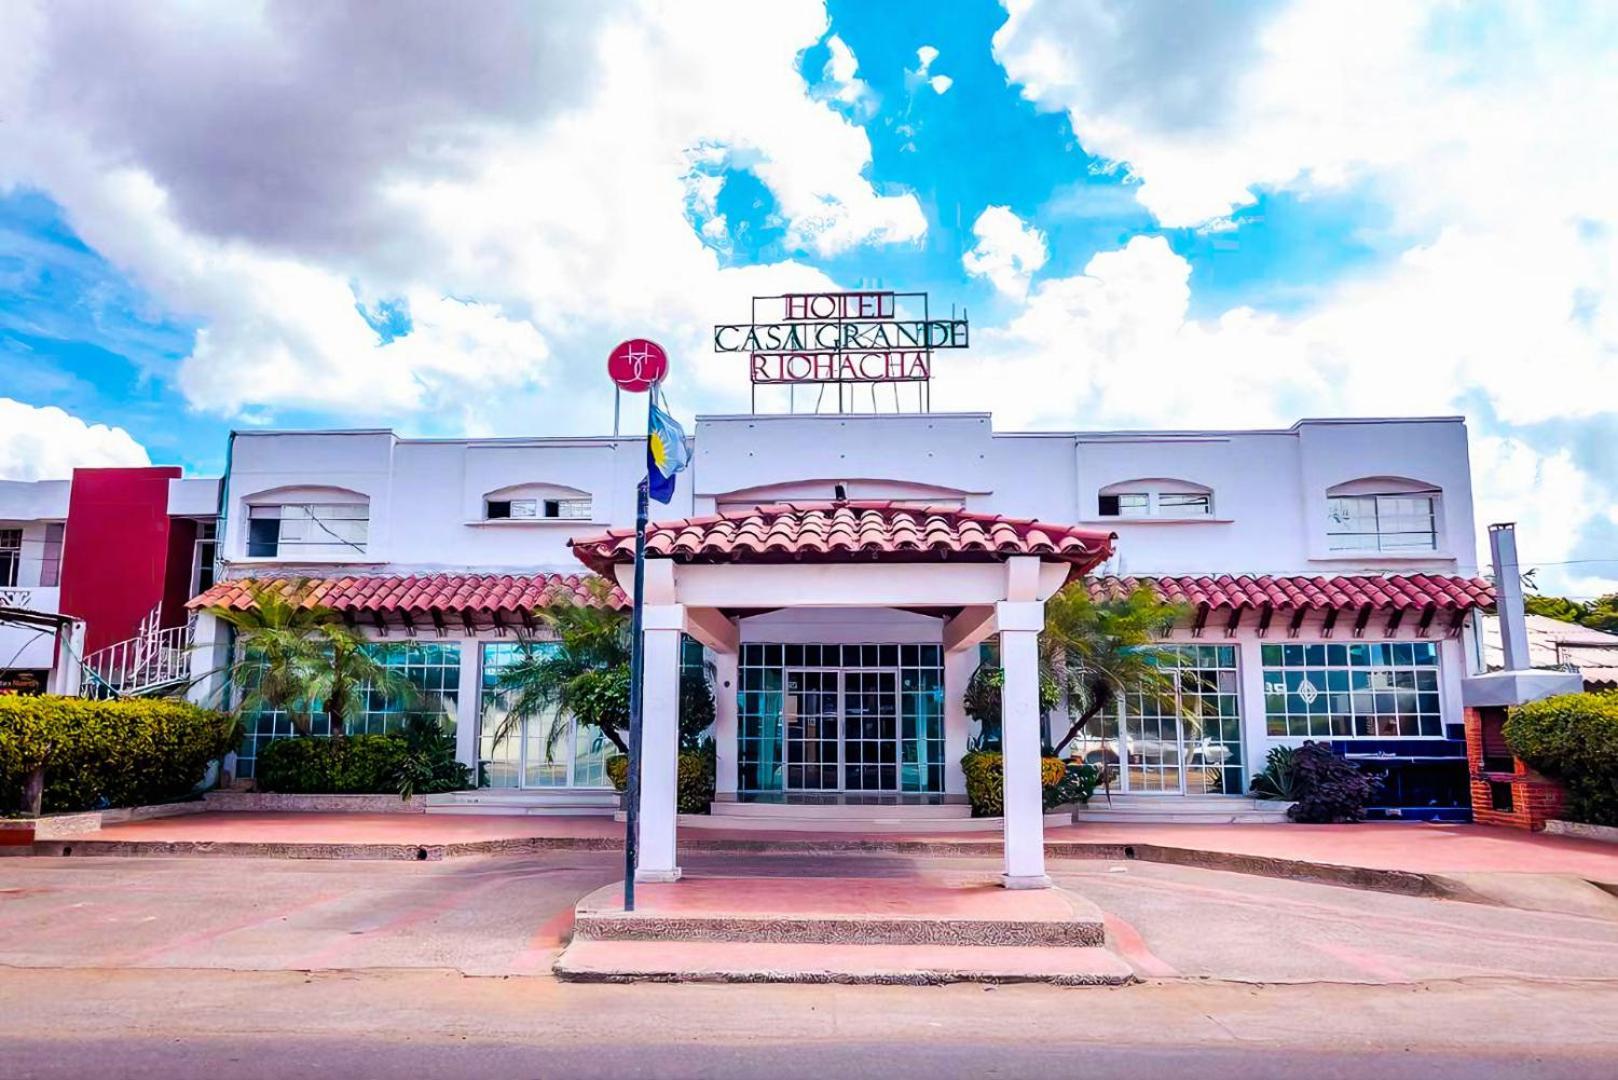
[568,501,1117,578]
[1090,574,1493,637]
[188,573,625,632]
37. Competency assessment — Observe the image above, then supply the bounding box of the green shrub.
[1285,741,1380,823]
[605,751,715,815]
[1249,746,1300,801]
[0,696,237,815]
[1505,692,1618,826]
[961,750,1083,816]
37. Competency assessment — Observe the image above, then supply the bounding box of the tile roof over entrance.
[568,501,1118,577]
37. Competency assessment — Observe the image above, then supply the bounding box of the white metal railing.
[79,621,195,699]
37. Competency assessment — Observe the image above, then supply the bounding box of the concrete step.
[711,800,971,820]
[553,938,1135,985]
[629,810,1072,832]
[570,880,1106,947]
[1071,811,1290,824]
[423,789,619,817]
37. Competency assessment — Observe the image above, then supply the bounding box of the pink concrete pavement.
[43,811,1618,884]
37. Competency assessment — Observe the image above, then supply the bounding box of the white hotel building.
[179,408,1492,884]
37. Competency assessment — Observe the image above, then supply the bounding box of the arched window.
[244,486,370,558]
[482,483,593,522]
[714,479,967,513]
[1326,477,1440,553]
[1097,478,1213,519]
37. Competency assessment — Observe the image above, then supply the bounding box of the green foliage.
[394,715,472,799]
[1285,741,1380,823]
[203,580,424,737]
[604,751,715,815]
[1505,692,1618,825]
[1040,583,1188,756]
[493,577,715,763]
[960,750,1087,816]
[1248,745,1301,801]
[1523,592,1618,634]
[255,724,469,798]
[0,696,237,814]
[961,665,1061,748]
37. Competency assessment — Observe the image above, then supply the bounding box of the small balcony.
[0,586,60,614]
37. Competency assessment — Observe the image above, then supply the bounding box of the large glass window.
[234,641,461,779]
[39,523,64,588]
[1263,641,1442,739]
[479,641,616,788]
[1327,493,1437,552]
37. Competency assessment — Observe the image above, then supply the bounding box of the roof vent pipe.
[1489,522,1531,672]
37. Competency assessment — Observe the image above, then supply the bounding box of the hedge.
[255,720,470,797]
[961,750,1092,816]
[0,695,237,815]
[607,752,715,814]
[1505,691,1618,826]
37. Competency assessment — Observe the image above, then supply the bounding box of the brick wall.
[1464,706,1567,830]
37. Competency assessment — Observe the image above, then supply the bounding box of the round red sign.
[607,339,668,392]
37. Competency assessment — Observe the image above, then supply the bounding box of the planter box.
[30,801,209,840]
[1544,819,1618,845]
[202,791,426,814]
[0,819,37,850]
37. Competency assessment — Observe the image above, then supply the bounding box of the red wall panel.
[58,467,183,654]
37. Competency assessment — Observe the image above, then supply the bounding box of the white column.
[943,647,977,797]
[49,620,86,696]
[637,606,684,883]
[1236,636,1269,791]
[996,600,1050,889]
[454,638,482,775]
[712,650,739,800]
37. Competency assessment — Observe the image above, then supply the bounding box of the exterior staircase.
[1071,793,1292,824]
[78,607,195,700]
[423,789,620,816]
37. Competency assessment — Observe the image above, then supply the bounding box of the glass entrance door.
[842,669,899,792]
[780,668,901,793]
[1119,645,1243,795]
[783,669,841,791]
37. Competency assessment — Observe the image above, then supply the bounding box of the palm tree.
[493,577,715,762]
[493,577,635,757]
[203,579,422,736]
[203,580,334,735]
[1043,582,1187,757]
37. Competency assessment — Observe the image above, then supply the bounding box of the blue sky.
[1,0,1615,595]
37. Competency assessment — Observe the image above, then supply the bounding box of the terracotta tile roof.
[188,572,624,617]
[1088,574,1494,613]
[569,501,1117,576]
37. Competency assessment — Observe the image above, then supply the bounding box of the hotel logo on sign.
[713,291,968,387]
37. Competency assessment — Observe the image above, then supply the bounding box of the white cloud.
[983,0,1618,591]
[819,35,872,112]
[911,44,952,95]
[0,399,150,480]
[962,206,1048,299]
[3,0,923,431]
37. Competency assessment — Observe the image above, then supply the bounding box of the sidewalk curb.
[26,833,1489,903]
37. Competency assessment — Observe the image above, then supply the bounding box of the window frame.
[245,501,369,558]
[1326,491,1439,553]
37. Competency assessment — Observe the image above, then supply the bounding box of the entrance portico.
[570,501,1115,888]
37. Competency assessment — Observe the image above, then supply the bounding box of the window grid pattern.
[235,642,460,779]
[738,643,944,795]
[0,528,20,588]
[1263,641,1442,739]
[1121,645,1242,795]
[247,502,369,557]
[479,641,616,789]
[1327,494,1437,552]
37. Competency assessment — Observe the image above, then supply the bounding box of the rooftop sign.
[714,291,967,411]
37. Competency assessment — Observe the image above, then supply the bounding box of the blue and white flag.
[646,386,690,504]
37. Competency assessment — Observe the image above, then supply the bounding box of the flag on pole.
[646,386,690,504]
